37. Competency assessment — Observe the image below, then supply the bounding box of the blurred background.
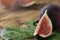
[0,0,60,28]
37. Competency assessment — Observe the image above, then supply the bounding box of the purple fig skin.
[34,4,60,31]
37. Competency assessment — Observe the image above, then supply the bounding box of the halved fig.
[19,0,35,7]
[38,4,60,31]
[1,0,35,8]
[34,10,53,38]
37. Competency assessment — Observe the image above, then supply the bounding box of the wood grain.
[0,4,44,27]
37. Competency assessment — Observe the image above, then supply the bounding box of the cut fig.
[39,4,60,31]
[34,10,53,38]
[19,0,35,7]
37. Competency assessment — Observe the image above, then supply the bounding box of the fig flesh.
[34,10,53,38]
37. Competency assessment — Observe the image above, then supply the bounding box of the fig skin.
[34,4,60,31]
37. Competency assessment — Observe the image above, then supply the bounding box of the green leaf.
[2,20,36,40]
[2,19,60,40]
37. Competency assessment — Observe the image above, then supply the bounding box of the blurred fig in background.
[18,0,35,7]
[1,0,35,8]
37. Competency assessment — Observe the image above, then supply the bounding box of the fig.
[34,10,53,38]
[18,0,35,7]
[1,0,35,8]
[34,4,60,31]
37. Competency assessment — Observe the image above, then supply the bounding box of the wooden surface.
[0,4,46,27]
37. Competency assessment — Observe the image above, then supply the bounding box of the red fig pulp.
[34,10,53,38]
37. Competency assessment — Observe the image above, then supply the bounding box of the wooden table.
[0,4,45,27]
